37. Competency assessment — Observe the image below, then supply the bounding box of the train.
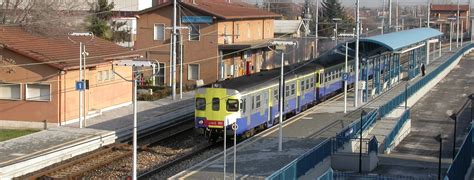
[194,46,377,142]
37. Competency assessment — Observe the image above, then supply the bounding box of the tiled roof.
[431,4,469,11]
[0,26,136,70]
[138,0,280,20]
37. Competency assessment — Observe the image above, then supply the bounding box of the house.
[274,19,310,38]
[430,4,470,35]
[135,0,281,87]
[0,26,137,128]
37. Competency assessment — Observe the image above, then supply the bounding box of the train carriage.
[195,47,359,141]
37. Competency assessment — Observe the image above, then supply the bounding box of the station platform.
[0,91,195,178]
[172,45,470,179]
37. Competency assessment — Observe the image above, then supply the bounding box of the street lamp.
[359,110,367,173]
[112,60,157,180]
[332,18,342,46]
[434,134,447,180]
[447,110,458,159]
[271,40,297,152]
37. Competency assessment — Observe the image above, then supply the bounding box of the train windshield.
[196,98,206,110]
[226,99,239,112]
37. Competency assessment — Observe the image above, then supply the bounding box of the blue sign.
[342,73,349,81]
[182,16,213,24]
[76,81,85,91]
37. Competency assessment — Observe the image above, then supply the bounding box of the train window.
[306,79,310,89]
[300,81,304,91]
[274,89,278,101]
[285,85,290,96]
[310,78,314,88]
[251,96,255,110]
[291,84,295,95]
[196,98,206,110]
[256,95,261,109]
[212,98,220,111]
[316,73,320,83]
[226,99,239,112]
[241,99,246,113]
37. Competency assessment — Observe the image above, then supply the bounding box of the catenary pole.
[355,0,360,107]
[79,42,84,128]
[315,0,319,57]
[132,73,138,180]
[279,52,284,151]
[344,42,348,114]
[382,0,386,34]
[427,0,431,28]
[388,0,392,29]
[172,0,177,100]
[457,0,460,48]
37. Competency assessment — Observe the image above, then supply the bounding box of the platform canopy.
[347,28,443,57]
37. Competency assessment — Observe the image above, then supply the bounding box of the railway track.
[17,115,195,180]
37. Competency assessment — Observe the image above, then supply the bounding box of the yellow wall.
[217,19,275,44]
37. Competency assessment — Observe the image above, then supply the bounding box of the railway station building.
[135,0,281,87]
[0,26,138,128]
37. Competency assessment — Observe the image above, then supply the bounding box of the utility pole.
[355,0,360,107]
[427,0,431,28]
[172,0,177,100]
[396,0,399,31]
[388,0,392,29]
[79,42,84,128]
[315,0,319,57]
[457,0,460,48]
[382,0,386,34]
[179,5,183,99]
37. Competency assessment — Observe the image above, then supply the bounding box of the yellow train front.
[195,87,241,141]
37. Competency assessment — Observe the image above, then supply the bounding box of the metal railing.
[334,110,378,152]
[333,172,419,180]
[384,109,410,151]
[266,139,332,180]
[445,128,473,179]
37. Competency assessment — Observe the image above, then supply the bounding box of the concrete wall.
[331,152,379,173]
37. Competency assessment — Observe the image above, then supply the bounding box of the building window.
[189,25,200,41]
[110,70,115,80]
[156,63,165,86]
[154,24,165,41]
[0,83,21,100]
[102,71,109,81]
[188,64,200,80]
[26,83,51,101]
[236,24,240,39]
[212,98,220,111]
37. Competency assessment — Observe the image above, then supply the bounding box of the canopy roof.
[360,28,443,51]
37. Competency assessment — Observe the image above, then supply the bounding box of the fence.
[334,110,378,152]
[266,139,332,180]
[333,172,419,180]
[379,44,474,119]
[445,128,473,179]
[384,109,410,151]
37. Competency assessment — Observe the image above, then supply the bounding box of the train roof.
[209,46,353,93]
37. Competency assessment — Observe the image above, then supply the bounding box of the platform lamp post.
[271,40,297,152]
[447,110,458,160]
[359,110,367,174]
[434,134,446,180]
[111,60,157,180]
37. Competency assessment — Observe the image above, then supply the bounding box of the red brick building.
[430,4,470,35]
[0,26,137,128]
[135,0,280,87]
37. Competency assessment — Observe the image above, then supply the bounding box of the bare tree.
[0,0,86,35]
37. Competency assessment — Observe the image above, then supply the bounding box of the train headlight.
[198,120,204,125]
